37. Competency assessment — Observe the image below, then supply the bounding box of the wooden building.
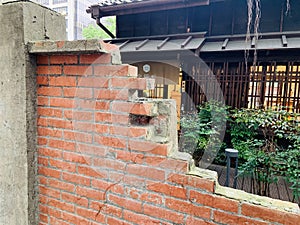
[87,0,300,113]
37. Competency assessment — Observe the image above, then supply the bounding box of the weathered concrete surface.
[28,39,124,65]
[28,39,107,54]
[0,2,66,225]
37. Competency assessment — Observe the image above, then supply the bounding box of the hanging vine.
[245,0,291,72]
[286,0,290,15]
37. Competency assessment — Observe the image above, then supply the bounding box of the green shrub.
[179,100,228,166]
[231,107,300,200]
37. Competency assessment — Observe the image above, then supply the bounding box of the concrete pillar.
[0,1,66,224]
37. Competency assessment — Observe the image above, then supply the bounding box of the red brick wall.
[36,47,299,225]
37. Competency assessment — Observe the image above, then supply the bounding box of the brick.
[38,148,62,158]
[95,124,110,134]
[74,99,95,109]
[111,77,155,90]
[38,87,62,96]
[95,112,112,122]
[167,173,188,186]
[39,186,60,199]
[144,155,166,166]
[106,216,131,225]
[140,192,163,205]
[39,177,48,186]
[73,121,95,132]
[49,77,76,87]
[63,87,93,98]
[158,158,188,173]
[64,65,92,75]
[37,66,62,75]
[130,128,149,138]
[165,198,211,219]
[112,102,157,116]
[76,186,105,201]
[49,55,78,65]
[112,114,130,125]
[94,89,129,100]
[123,210,161,225]
[48,197,75,213]
[186,216,216,225]
[49,217,69,225]
[49,159,76,173]
[80,53,111,64]
[190,190,239,213]
[47,118,73,129]
[38,127,62,138]
[91,180,124,195]
[94,158,126,171]
[187,175,215,192]
[241,203,300,225]
[130,102,157,116]
[214,211,268,225]
[64,130,93,143]
[128,140,168,155]
[50,98,74,108]
[38,156,48,167]
[38,166,61,179]
[39,213,48,223]
[37,76,49,85]
[39,194,48,205]
[64,110,93,121]
[78,165,107,178]
[110,126,130,137]
[76,207,105,223]
[39,205,61,219]
[76,143,107,157]
[38,108,62,118]
[147,182,187,199]
[63,152,91,164]
[127,164,165,181]
[37,118,48,127]
[61,212,90,225]
[38,137,48,145]
[61,192,88,208]
[48,179,75,192]
[62,172,90,186]
[108,194,143,213]
[143,204,185,224]
[115,150,144,164]
[48,139,76,151]
[95,101,110,110]
[37,96,49,106]
[78,77,109,88]
[93,64,137,77]
[123,174,146,187]
[90,202,122,218]
[94,135,127,149]
[37,55,49,65]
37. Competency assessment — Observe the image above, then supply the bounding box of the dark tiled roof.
[98,0,150,7]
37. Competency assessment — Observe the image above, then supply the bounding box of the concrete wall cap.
[27,39,108,54]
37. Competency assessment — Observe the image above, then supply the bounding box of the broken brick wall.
[30,40,299,225]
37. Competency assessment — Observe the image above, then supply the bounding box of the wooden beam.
[281,35,288,47]
[95,0,211,17]
[181,36,193,48]
[251,37,256,48]
[157,37,170,49]
[135,39,149,50]
[222,38,229,49]
[119,40,130,49]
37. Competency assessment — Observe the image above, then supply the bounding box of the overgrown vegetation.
[180,102,300,202]
[179,101,228,167]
